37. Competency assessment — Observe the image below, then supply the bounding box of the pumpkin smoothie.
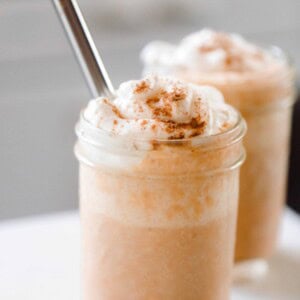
[75,75,246,299]
[141,30,296,269]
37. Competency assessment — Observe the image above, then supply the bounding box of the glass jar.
[166,46,296,275]
[75,112,246,300]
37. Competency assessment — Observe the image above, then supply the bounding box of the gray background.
[0,0,299,220]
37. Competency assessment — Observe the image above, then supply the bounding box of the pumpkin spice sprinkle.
[83,75,238,140]
[141,28,286,73]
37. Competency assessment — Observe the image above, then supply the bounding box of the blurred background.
[0,0,299,219]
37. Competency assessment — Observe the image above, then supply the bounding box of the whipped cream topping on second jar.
[141,29,285,73]
[83,75,238,141]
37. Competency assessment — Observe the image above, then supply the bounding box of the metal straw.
[52,0,115,98]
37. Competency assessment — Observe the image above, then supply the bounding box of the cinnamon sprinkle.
[199,45,215,53]
[169,132,185,140]
[146,96,160,106]
[151,124,157,131]
[153,105,172,118]
[225,53,243,67]
[163,118,207,140]
[146,94,173,119]
[198,33,232,54]
[103,98,124,119]
[140,120,148,126]
[160,87,186,102]
[221,122,231,131]
[134,80,150,94]
[169,87,186,101]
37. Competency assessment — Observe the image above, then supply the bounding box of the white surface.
[0,208,299,299]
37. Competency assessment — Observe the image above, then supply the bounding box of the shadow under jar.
[75,112,246,300]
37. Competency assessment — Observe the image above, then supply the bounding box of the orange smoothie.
[141,30,296,264]
[75,75,246,299]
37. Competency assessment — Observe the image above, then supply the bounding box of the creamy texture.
[141,29,286,73]
[83,75,237,140]
[141,30,295,266]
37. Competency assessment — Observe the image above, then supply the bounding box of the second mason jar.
[141,31,296,269]
[75,110,246,300]
[176,48,295,265]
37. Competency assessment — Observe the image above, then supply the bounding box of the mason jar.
[75,111,246,300]
[162,47,296,274]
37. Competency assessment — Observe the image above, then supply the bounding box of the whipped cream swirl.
[141,29,284,73]
[83,75,237,140]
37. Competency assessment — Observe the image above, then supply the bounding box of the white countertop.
[0,208,299,299]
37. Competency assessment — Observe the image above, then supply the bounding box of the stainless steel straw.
[52,0,115,98]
